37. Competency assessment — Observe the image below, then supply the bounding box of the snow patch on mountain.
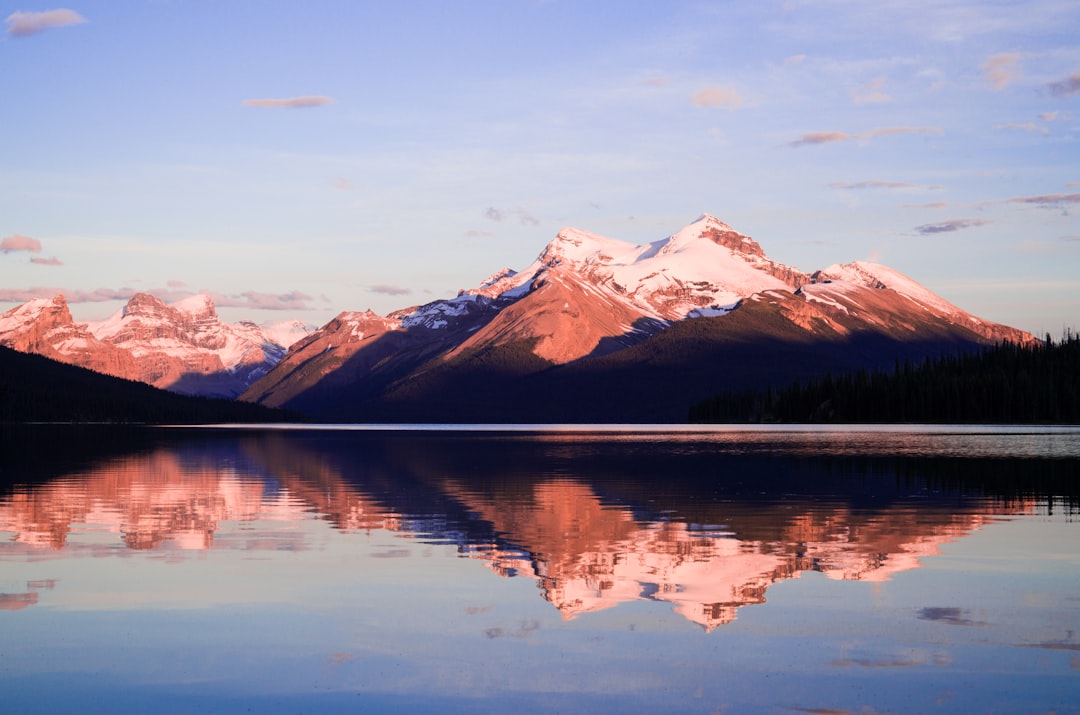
[468,213,806,322]
[813,262,964,319]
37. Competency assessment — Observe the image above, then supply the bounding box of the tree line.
[689,332,1080,424]
[0,345,297,424]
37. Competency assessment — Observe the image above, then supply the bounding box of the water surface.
[1,425,1077,713]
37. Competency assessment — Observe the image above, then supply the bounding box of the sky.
[1,1,1078,337]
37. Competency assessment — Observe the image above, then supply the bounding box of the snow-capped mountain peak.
[1,292,311,398]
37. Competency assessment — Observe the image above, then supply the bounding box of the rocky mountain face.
[0,293,312,398]
[241,214,1035,422]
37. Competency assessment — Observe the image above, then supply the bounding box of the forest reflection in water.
[0,424,1078,714]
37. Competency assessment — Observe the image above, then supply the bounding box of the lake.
[1,424,1078,714]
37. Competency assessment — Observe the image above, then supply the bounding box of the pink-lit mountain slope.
[241,215,1034,422]
[0,293,313,398]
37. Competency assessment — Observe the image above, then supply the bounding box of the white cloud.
[5,9,86,38]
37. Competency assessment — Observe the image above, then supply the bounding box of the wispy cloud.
[0,287,318,310]
[1039,111,1059,122]
[829,180,921,190]
[30,256,63,266]
[641,76,669,87]
[0,234,42,253]
[789,126,942,148]
[1048,71,1080,98]
[368,284,411,296]
[784,54,806,66]
[465,229,495,238]
[215,290,316,310]
[484,206,540,226]
[983,53,1021,90]
[996,122,1049,135]
[904,201,949,209]
[242,96,336,109]
[995,191,1080,212]
[691,85,744,109]
[915,218,988,234]
[0,287,132,303]
[852,77,890,105]
[5,9,87,38]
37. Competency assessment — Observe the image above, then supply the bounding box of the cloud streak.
[995,191,1080,212]
[30,256,63,266]
[5,9,86,38]
[691,85,744,109]
[0,287,132,304]
[368,284,412,296]
[242,96,336,109]
[0,287,318,310]
[983,53,1021,90]
[0,234,42,253]
[852,77,890,105]
[829,180,921,190]
[1048,71,1080,98]
[915,218,988,234]
[996,122,1048,135]
[484,206,540,226]
[789,126,942,148]
[213,291,317,310]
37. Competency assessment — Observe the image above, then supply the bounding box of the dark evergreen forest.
[689,333,1080,424]
[0,345,297,424]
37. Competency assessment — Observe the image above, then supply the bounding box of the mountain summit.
[241,216,1033,422]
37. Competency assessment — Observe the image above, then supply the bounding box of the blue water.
[1,425,1077,714]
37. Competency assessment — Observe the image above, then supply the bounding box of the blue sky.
[1,1,1078,336]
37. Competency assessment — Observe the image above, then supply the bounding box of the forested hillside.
[0,345,296,424]
[689,333,1080,424]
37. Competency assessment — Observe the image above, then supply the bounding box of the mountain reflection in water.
[2,425,1073,631]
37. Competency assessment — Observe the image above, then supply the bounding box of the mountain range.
[1,215,1035,422]
[0,292,311,398]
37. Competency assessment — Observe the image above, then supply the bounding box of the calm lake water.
[1,424,1078,714]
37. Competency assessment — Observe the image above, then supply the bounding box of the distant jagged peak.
[119,292,218,321]
[664,213,765,258]
[0,294,73,332]
[538,226,640,267]
[121,292,169,317]
[479,267,517,288]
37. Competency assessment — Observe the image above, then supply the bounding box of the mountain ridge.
[240,214,1035,422]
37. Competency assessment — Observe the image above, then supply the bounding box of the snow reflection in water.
[0,425,1077,714]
